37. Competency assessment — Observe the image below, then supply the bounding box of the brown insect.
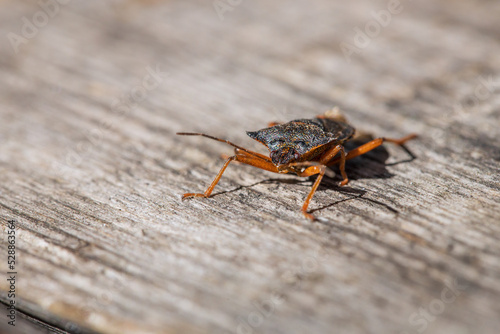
[177,110,417,220]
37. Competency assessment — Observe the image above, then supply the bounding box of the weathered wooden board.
[0,0,499,333]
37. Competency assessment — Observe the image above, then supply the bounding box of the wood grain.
[0,0,499,333]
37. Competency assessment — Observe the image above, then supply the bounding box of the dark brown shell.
[247,117,354,166]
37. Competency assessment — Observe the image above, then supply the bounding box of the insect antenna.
[176,132,261,157]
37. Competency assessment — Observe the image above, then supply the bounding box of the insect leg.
[318,144,348,186]
[284,144,348,219]
[327,134,417,166]
[182,156,237,199]
[294,164,326,220]
[182,150,279,200]
[286,161,334,178]
[233,149,279,173]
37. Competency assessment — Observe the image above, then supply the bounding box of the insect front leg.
[318,144,348,186]
[182,156,237,199]
[285,161,334,220]
[285,144,348,220]
[292,163,328,220]
[182,149,280,200]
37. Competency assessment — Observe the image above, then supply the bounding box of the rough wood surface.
[1,0,499,333]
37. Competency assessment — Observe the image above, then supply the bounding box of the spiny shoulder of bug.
[247,109,355,166]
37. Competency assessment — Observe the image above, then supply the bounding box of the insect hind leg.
[327,134,417,166]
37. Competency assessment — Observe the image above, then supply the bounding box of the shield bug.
[177,109,417,220]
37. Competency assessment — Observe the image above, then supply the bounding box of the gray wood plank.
[0,0,499,333]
